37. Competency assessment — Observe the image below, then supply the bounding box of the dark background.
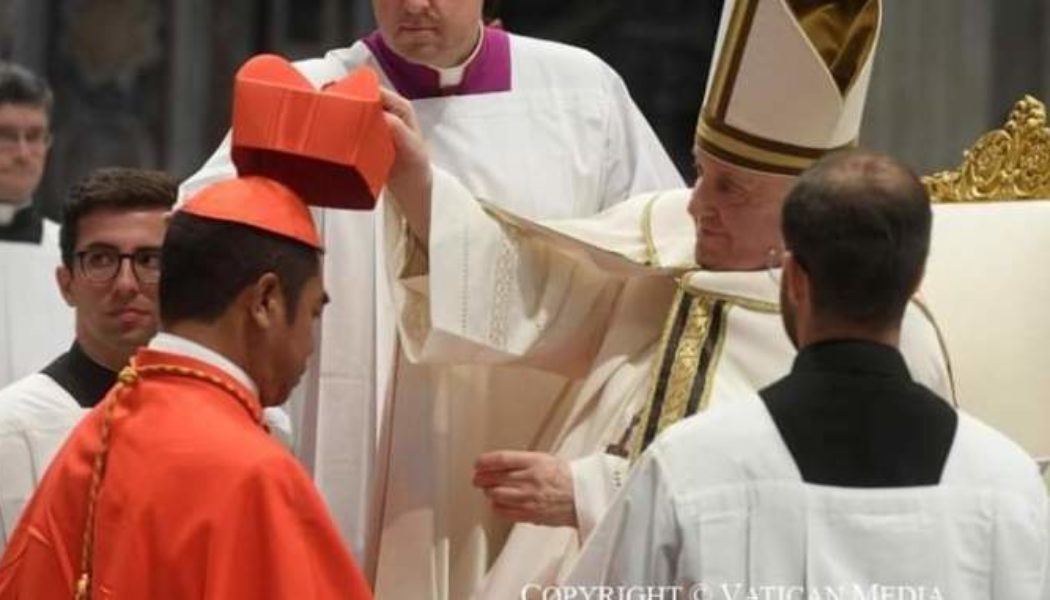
[1,0,1048,218]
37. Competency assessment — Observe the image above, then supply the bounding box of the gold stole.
[606,284,731,462]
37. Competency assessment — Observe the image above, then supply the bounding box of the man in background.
[0,62,51,243]
[0,61,72,388]
[0,167,176,549]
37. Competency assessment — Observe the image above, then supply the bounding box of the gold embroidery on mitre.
[924,95,1050,202]
[696,0,879,176]
[706,0,760,122]
[787,0,879,95]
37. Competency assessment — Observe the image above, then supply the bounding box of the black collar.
[762,339,957,487]
[792,339,912,380]
[41,342,118,408]
[0,203,44,244]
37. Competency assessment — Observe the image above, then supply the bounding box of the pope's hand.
[380,87,431,242]
[473,450,578,528]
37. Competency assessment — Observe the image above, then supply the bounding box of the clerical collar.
[433,23,484,87]
[42,342,118,408]
[0,201,44,244]
[0,200,22,224]
[148,332,259,398]
[363,24,512,99]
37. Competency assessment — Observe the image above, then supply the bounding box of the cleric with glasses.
[75,245,162,285]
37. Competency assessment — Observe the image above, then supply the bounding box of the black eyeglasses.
[75,247,162,284]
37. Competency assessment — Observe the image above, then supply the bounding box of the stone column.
[862,0,995,174]
[990,0,1047,125]
[864,1,1050,174]
[4,0,48,71]
[168,0,212,178]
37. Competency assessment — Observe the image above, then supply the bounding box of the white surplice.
[180,32,681,595]
[0,372,83,551]
[0,223,73,389]
[565,392,1049,600]
[383,169,954,599]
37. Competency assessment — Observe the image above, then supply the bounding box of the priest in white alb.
[0,62,72,389]
[377,1,957,597]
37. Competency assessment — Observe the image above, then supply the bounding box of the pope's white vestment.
[383,169,954,598]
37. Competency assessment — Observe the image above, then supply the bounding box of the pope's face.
[372,0,483,68]
[687,150,793,270]
[0,103,50,204]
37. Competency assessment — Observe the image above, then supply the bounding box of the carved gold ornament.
[923,95,1050,202]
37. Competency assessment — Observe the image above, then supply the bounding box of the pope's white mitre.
[697,0,882,174]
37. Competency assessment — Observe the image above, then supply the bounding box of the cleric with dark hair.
[780,150,932,335]
[0,167,176,552]
[0,61,62,391]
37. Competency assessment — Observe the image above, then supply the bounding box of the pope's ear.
[55,265,75,307]
[248,272,284,329]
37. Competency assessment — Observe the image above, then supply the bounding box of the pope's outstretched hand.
[473,450,579,528]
